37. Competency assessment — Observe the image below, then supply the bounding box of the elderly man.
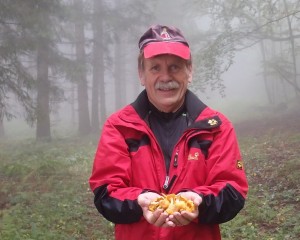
[89,24,248,240]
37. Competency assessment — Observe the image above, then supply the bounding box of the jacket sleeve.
[192,117,248,224]
[89,118,143,224]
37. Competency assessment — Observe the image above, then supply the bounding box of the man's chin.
[155,99,182,112]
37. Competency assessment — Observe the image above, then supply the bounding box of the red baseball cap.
[139,25,190,60]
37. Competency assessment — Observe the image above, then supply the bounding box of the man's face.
[139,54,192,113]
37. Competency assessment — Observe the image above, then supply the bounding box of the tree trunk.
[36,41,51,141]
[74,0,91,136]
[0,115,4,138]
[114,38,126,110]
[91,0,104,133]
[70,83,76,127]
[99,65,106,127]
[260,40,273,104]
[283,0,299,96]
[98,49,106,126]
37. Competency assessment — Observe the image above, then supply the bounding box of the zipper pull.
[163,175,177,192]
[163,176,169,190]
[173,150,179,167]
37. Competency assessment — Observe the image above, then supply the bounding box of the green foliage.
[0,116,299,239]
[0,139,114,240]
[189,0,300,101]
[192,29,235,97]
[0,0,69,125]
[221,130,300,239]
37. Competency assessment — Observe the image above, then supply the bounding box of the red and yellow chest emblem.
[188,152,200,160]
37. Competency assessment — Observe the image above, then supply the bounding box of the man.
[89,24,248,240]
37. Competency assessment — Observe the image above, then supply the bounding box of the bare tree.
[73,0,91,136]
[189,0,300,102]
[91,0,105,133]
[36,39,51,140]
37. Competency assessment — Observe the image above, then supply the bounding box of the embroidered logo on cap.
[160,27,171,40]
[208,119,218,126]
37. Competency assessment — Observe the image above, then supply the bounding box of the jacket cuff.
[141,189,160,194]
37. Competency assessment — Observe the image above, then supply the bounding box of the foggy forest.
[1,0,300,239]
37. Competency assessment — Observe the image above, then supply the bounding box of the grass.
[221,128,300,239]
[0,138,114,240]
[0,117,299,239]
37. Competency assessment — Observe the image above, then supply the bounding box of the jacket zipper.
[163,149,179,191]
[163,175,177,191]
[163,176,170,189]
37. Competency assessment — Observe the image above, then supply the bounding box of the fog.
[1,0,299,139]
[1,2,300,239]
[206,47,267,119]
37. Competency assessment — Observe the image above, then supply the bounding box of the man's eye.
[170,65,180,72]
[150,65,160,71]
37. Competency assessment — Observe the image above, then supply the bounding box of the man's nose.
[159,68,171,81]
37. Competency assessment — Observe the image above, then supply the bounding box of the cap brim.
[143,42,190,60]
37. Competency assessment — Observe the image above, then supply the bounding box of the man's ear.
[187,66,193,83]
[139,69,145,86]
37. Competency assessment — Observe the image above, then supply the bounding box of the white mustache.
[155,81,179,90]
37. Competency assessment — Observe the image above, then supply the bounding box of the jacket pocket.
[188,137,212,160]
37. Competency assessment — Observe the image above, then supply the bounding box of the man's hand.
[137,192,176,227]
[167,191,202,226]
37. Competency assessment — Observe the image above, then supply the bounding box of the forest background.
[0,0,299,239]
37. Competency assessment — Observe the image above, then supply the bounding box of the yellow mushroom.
[148,194,195,214]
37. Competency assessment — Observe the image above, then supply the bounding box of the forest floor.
[0,108,299,239]
[222,108,300,239]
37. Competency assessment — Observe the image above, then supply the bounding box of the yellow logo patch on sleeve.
[236,160,244,170]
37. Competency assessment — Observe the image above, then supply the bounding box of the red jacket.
[89,90,248,240]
